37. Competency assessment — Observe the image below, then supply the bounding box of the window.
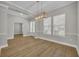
[30,21,35,32]
[53,14,65,36]
[43,17,51,34]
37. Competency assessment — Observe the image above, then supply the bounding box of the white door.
[14,23,23,35]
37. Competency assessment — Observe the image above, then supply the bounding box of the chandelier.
[35,11,47,20]
[34,1,48,21]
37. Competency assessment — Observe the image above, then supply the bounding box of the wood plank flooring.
[0,49,1,56]
[0,34,78,57]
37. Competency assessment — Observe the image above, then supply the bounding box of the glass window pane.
[32,22,35,32]
[30,22,33,32]
[30,21,35,32]
[53,14,65,36]
[43,17,51,34]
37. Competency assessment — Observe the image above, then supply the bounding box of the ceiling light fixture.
[35,1,48,21]
[35,11,47,20]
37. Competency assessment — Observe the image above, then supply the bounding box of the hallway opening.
[14,23,23,36]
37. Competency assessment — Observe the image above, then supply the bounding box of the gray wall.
[7,14,29,39]
[77,2,79,53]
[50,2,77,45]
[14,23,23,34]
[29,2,77,46]
[0,5,29,48]
[0,7,29,47]
[0,5,8,47]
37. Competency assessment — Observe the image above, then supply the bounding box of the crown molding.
[5,1,33,15]
[0,4,8,8]
[0,1,33,16]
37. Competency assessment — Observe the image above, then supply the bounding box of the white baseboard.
[23,35,30,37]
[35,36,79,56]
[8,36,14,39]
[0,44,8,49]
[35,36,76,48]
[1,35,79,56]
[75,46,79,56]
[0,44,8,56]
[8,37,13,39]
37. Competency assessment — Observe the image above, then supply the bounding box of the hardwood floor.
[0,34,78,57]
[0,49,1,56]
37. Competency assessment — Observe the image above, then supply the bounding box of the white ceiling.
[0,1,75,20]
[10,1,75,16]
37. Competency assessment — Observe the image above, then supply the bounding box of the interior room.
[0,1,79,57]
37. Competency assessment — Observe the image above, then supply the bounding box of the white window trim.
[53,13,66,37]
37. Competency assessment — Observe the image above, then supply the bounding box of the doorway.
[14,23,23,37]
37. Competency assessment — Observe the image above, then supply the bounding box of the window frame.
[53,13,66,37]
[30,21,35,33]
[43,17,51,35]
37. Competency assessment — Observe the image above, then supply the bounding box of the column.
[0,4,8,47]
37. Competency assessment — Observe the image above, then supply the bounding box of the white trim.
[0,35,79,56]
[0,44,8,56]
[35,36,79,56]
[75,46,79,56]
[8,36,14,39]
[0,4,8,8]
[0,44,8,49]
[23,35,30,37]
[35,36,76,48]
[4,1,33,14]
